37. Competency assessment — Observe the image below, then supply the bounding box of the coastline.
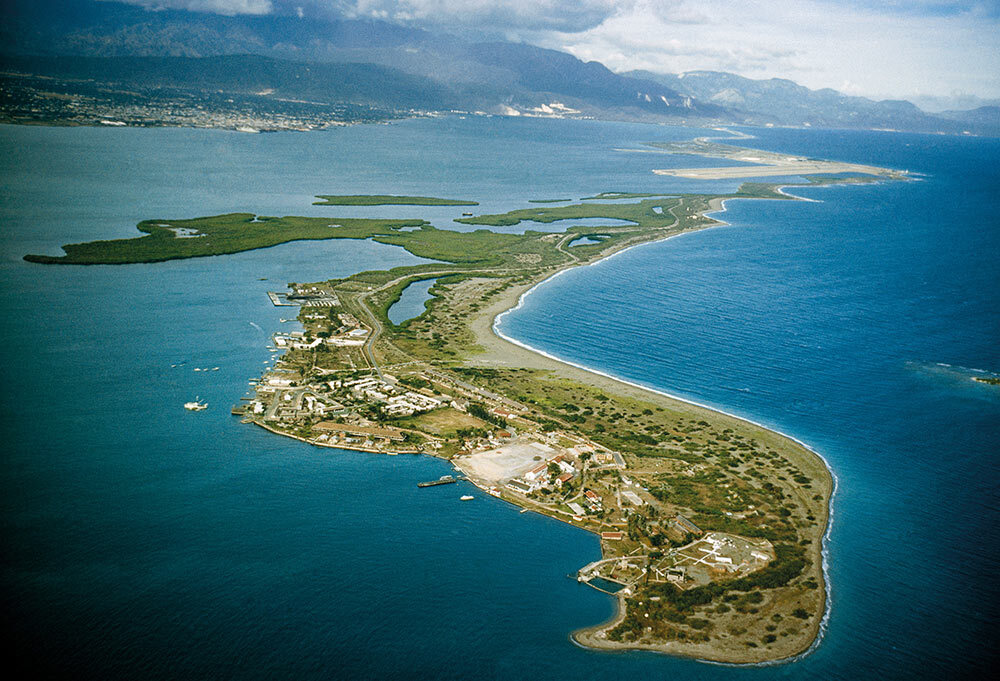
[463,195,835,664]
[235,180,841,664]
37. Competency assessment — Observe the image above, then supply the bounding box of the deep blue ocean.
[1,118,997,679]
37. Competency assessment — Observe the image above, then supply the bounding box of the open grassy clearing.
[392,407,490,438]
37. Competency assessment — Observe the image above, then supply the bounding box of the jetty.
[417,475,457,488]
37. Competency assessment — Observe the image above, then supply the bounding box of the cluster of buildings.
[580,530,777,593]
[341,376,444,417]
[273,332,326,350]
[507,452,579,494]
[285,287,340,307]
[312,422,407,450]
[268,289,341,307]
[667,514,704,540]
[240,376,347,424]
[272,326,369,350]
[563,490,604,516]
[649,532,775,588]
[1,75,390,131]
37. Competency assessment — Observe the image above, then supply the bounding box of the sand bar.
[655,161,897,180]
[460,204,832,663]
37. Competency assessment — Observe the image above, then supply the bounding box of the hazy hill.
[463,42,719,117]
[626,70,985,134]
[1,0,993,133]
[935,106,1000,134]
[0,0,721,124]
[0,53,454,110]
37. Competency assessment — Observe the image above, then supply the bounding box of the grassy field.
[313,194,478,206]
[392,407,489,438]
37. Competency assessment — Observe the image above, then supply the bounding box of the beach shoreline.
[240,182,837,664]
[463,194,834,665]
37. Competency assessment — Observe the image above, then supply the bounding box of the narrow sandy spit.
[462,196,834,665]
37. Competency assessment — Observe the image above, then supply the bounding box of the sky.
[105,1,1000,103]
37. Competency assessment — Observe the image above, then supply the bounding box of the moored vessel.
[417,475,456,488]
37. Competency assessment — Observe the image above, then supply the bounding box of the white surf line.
[774,185,822,202]
[492,197,838,666]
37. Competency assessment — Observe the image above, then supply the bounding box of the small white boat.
[211,367,220,371]
[460,495,474,501]
[193,367,202,372]
[184,400,208,411]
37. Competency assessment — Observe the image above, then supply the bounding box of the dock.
[268,291,298,306]
[268,291,341,307]
[417,475,457,488]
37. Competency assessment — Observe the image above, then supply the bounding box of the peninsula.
[24,145,903,663]
[649,137,908,181]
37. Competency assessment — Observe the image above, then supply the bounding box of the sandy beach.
[462,199,833,664]
[654,160,895,180]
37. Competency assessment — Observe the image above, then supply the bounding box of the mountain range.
[2,0,996,135]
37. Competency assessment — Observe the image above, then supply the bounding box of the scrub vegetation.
[313,194,478,206]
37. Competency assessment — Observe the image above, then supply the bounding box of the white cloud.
[321,0,628,32]
[103,1,1000,99]
[304,1,999,98]
[108,1,274,15]
[530,0,1000,99]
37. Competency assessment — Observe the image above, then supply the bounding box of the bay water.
[1,118,997,678]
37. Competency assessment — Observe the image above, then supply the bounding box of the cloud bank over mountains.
[84,1,1000,100]
[107,1,274,14]
[537,0,1000,102]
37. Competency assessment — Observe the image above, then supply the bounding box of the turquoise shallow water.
[1,119,998,679]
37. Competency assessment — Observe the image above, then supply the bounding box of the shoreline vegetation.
[25,141,902,663]
[313,195,479,207]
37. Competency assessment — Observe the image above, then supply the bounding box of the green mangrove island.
[312,194,478,206]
